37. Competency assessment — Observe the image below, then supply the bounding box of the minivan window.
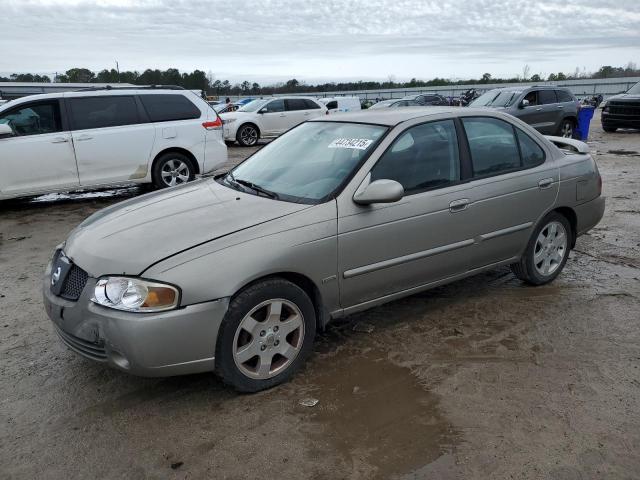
[538,90,557,105]
[556,90,574,102]
[0,101,62,136]
[325,100,338,110]
[286,99,307,111]
[462,117,521,177]
[371,120,460,195]
[140,94,200,122]
[69,96,139,130]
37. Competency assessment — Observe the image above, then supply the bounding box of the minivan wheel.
[237,124,259,147]
[558,119,574,138]
[215,278,316,392]
[152,152,196,189]
[511,212,572,286]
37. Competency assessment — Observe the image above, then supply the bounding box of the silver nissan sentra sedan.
[44,107,605,392]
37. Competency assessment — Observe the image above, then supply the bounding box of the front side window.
[263,99,285,113]
[0,101,62,136]
[140,94,200,122]
[538,90,557,105]
[69,96,139,130]
[462,117,521,177]
[371,120,460,195]
[523,91,538,106]
[222,121,387,203]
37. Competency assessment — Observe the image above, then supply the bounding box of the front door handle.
[51,137,69,143]
[75,135,93,141]
[535,107,542,111]
[279,114,286,117]
[538,178,554,189]
[449,198,469,213]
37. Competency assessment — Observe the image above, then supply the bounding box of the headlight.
[91,277,180,313]
[600,100,608,110]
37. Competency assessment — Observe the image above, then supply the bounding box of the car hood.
[607,93,640,102]
[64,179,312,276]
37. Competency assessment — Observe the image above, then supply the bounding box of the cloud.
[1,0,638,82]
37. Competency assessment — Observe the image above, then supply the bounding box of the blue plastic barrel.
[575,106,595,141]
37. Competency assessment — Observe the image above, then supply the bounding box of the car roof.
[313,106,468,126]
[490,85,570,92]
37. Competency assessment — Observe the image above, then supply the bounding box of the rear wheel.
[511,212,572,285]
[152,152,195,189]
[602,125,617,133]
[558,119,575,138]
[215,278,316,392]
[236,124,259,147]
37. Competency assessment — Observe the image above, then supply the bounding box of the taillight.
[202,118,223,130]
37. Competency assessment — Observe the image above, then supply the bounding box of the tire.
[215,278,316,392]
[511,212,572,286]
[224,140,236,147]
[152,152,196,189]
[558,118,575,138]
[236,124,259,147]
[602,125,617,133]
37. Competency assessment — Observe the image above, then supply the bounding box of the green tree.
[65,68,95,83]
[530,74,541,82]
[480,72,492,83]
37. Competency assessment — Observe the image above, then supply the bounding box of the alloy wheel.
[533,220,567,276]
[561,121,573,138]
[239,126,258,146]
[160,159,190,187]
[232,299,305,379]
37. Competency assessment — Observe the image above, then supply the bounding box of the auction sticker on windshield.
[328,138,374,150]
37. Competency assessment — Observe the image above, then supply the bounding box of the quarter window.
[462,117,521,176]
[538,90,557,104]
[325,100,338,110]
[304,99,321,109]
[69,96,139,130]
[0,101,62,136]
[516,128,545,167]
[371,120,460,195]
[140,94,201,122]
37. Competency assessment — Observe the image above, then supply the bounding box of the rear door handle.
[449,198,469,213]
[304,112,310,116]
[51,137,69,143]
[557,105,564,108]
[535,107,542,111]
[75,135,93,141]
[538,178,554,189]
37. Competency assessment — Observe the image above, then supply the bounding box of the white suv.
[0,87,227,200]
[220,97,327,146]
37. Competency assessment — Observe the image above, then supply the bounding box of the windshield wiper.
[234,178,279,199]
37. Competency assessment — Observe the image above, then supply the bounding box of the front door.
[259,99,289,136]
[337,119,475,308]
[0,99,79,196]
[67,95,156,186]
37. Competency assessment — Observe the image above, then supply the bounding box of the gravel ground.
[1,112,639,479]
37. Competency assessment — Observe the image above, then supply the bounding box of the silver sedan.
[44,107,605,392]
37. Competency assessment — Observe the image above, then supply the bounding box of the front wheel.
[215,278,316,392]
[236,124,259,147]
[511,212,572,285]
[152,152,195,189]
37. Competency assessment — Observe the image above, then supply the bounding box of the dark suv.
[601,81,640,132]
[402,93,450,106]
[470,86,580,137]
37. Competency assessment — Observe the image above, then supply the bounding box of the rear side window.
[303,99,321,109]
[538,90,557,104]
[325,100,338,110]
[371,120,460,195]
[0,101,62,136]
[140,94,201,122]
[515,128,545,167]
[286,99,307,111]
[69,96,139,130]
[556,90,574,102]
[462,117,520,177]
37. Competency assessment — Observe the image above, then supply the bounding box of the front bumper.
[43,261,230,377]
[602,111,640,128]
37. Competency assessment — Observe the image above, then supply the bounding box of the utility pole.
[116,61,120,83]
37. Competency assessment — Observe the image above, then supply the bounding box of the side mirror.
[0,123,14,138]
[519,99,530,109]
[353,179,404,205]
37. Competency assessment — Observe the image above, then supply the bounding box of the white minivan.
[319,96,361,114]
[0,87,227,200]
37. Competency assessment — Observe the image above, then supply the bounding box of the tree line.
[2,63,638,96]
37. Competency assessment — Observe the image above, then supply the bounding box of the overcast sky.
[1,0,639,84]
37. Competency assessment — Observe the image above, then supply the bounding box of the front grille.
[55,327,107,361]
[608,102,640,116]
[60,264,88,301]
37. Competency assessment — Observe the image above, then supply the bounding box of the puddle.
[29,186,142,204]
[300,345,459,478]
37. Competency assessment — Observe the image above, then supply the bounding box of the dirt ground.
[1,111,639,479]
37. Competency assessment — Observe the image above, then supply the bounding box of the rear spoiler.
[545,136,590,154]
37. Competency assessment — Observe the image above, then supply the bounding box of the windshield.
[471,90,519,107]
[369,100,394,109]
[221,121,387,203]
[628,82,640,94]
[237,98,271,112]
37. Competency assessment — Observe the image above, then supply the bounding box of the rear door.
[460,116,559,268]
[284,98,310,126]
[536,90,561,134]
[67,94,156,186]
[0,99,79,196]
